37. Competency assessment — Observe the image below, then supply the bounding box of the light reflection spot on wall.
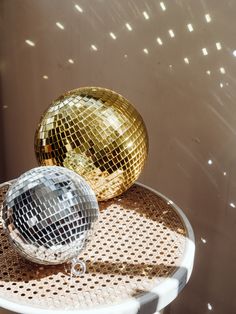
[205,14,212,23]
[143,11,149,20]
[187,24,194,32]
[25,39,35,47]
[125,23,132,31]
[157,37,163,45]
[110,32,117,40]
[207,303,213,310]
[202,48,208,55]
[216,42,222,50]
[168,29,175,38]
[91,45,98,51]
[56,22,64,30]
[184,57,189,64]
[220,67,225,74]
[75,4,83,13]
[160,2,166,11]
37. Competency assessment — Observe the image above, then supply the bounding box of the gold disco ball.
[34,87,148,201]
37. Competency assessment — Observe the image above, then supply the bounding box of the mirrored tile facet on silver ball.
[2,166,99,265]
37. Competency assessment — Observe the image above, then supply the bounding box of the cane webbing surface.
[0,183,187,311]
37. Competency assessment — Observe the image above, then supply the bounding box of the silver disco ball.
[2,166,99,265]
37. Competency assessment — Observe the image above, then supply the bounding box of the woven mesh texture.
[0,183,186,311]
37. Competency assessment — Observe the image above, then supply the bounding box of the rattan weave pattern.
[0,183,186,311]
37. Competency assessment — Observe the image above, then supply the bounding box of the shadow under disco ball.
[34,87,149,201]
[2,166,99,265]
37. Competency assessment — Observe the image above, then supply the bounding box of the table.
[0,181,195,314]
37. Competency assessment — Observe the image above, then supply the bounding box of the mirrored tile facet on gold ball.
[34,87,149,201]
[2,166,99,265]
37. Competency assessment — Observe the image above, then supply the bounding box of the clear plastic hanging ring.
[71,258,86,276]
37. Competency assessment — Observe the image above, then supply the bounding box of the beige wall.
[1,0,236,313]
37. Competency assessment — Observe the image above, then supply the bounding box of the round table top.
[0,181,195,314]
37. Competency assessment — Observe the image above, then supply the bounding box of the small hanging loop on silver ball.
[71,258,86,276]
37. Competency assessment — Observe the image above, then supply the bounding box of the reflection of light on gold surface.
[223,172,227,176]
[230,203,236,208]
[233,50,236,56]
[126,141,133,148]
[125,23,132,31]
[205,14,211,23]
[202,48,208,55]
[160,2,166,11]
[56,22,65,30]
[68,59,74,64]
[168,29,175,38]
[75,4,83,13]
[220,83,224,88]
[143,11,149,20]
[143,48,149,54]
[220,67,225,74]
[216,42,222,50]
[184,57,189,64]
[208,159,213,165]
[106,114,122,132]
[157,37,163,45]
[35,87,148,201]
[110,32,117,40]
[91,44,98,51]
[43,75,48,80]
[187,24,194,32]
[206,70,211,75]
[25,39,35,47]
[201,237,207,244]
